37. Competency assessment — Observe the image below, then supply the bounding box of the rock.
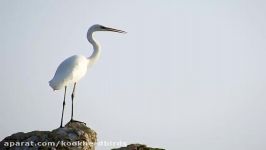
[0,122,165,150]
[0,121,97,150]
[112,144,165,150]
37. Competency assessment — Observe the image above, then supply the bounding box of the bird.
[49,24,126,128]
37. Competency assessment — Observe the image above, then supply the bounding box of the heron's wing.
[49,55,88,90]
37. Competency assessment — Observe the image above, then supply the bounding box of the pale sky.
[1,0,266,150]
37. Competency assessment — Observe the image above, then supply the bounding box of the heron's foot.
[70,119,86,125]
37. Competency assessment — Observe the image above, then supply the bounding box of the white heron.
[49,24,126,128]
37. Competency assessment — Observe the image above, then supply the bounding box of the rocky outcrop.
[112,144,165,150]
[0,121,97,150]
[0,122,165,150]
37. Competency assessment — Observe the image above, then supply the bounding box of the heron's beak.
[104,27,127,34]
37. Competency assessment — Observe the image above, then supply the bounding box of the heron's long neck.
[87,31,101,65]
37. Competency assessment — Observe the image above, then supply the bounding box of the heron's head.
[89,24,127,34]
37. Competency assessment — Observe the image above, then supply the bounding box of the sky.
[1,0,266,149]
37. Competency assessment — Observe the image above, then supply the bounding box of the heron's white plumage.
[49,55,89,90]
[49,24,126,91]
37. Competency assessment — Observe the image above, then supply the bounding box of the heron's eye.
[100,26,106,29]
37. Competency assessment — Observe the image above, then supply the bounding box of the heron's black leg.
[71,83,76,121]
[69,83,86,125]
[60,86,67,128]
